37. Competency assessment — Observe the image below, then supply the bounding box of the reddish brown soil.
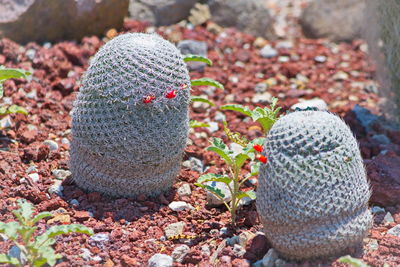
[1,20,400,267]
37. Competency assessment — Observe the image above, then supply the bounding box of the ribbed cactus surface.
[256,110,372,261]
[70,33,190,197]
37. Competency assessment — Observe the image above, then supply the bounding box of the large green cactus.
[70,33,190,197]
[256,110,372,261]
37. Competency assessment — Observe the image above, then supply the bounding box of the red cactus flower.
[253,144,263,153]
[256,154,268,164]
[143,95,155,103]
[166,89,177,99]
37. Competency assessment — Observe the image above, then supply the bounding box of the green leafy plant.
[0,66,31,118]
[220,97,281,134]
[0,199,93,267]
[338,255,390,267]
[195,129,266,224]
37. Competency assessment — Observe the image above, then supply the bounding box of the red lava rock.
[128,230,142,241]
[244,234,270,262]
[121,255,138,266]
[74,210,91,222]
[366,153,400,206]
[244,210,259,227]
[19,129,38,143]
[22,144,49,162]
[232,258,250,267]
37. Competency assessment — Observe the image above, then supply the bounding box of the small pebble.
[214,111,226,122]
[260,45,278,58]
[262,248,278,267]
[69,199,79,206]
[371,206,385,214]
[252,92,272,103]
[182,157,204,172]
[387,224,400,237]
[52,169,72,180]
[232,244,246,257]
[384,212,395,223]
[278,56,289,63]
[254,82,268,93]
[219,227,229,235]
[291,98,328,111]
[0,116,12,128]
[177,184,191,197]
[90,233,110,243]
[28,173,40,183]
[48,181,63,196]
[164,221,186,238]
[148,254,173,267]
[43,140,59,151]
[332,71,349,81]
[172,245,190,263]
[276,40,293,49]
[206,181,232,206]
[208,122,219,133]
[200,245,211,256]
[168,201,194,211]
[314,55,327,63]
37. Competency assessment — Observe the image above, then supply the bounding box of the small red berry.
[166,90,177,99]
[256,154,268,164]
[143,95,155,103]
[253,144,263,153]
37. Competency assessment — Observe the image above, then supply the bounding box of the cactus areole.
[256,110,372,261]
[70,33,191,197]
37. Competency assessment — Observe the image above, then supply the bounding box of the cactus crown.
[79,33,190,110]
[257,110,372,261]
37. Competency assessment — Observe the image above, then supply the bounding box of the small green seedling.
[0,199,93,267]
[338,255,389,267]
[220,97,281,134]
[195,130,265,224]
[0,66,31,118]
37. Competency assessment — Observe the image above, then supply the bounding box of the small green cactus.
[70,33,191,197]
[256,110,372,261]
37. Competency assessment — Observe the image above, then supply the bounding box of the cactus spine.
[256,110,372,261]
[70,33,190,197]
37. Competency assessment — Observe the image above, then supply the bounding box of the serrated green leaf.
[195,183,225,199]
[235,153,250,168]
[0,221,21,240]
[0,68,31,81]
[7,105,28,115]
[220,104,253,117]
[338,256,370,267]
[15,199,34,222]
[207,138,233,165]
[44,224,93,239]
[191,78,224,90]
[190,96,216,106]
[189,120,210,128]
[237,190,256,200]
[197,173,231,185]
[31,212,53,225]
[0,254,20,265]
[250,162,261,176]
[35,246,61,267]
[183,54,213,66]
[0,105,7,115]
[255,117,276,134]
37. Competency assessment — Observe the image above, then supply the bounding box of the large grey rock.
[177,40,208,71]
[207,0,275,39]
[0,0,129,44]
[300,0,366,42]
[129,0,199,26]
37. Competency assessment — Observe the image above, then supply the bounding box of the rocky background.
[1,0,400,266]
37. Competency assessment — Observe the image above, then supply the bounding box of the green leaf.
[15,199,34,223]
[234,153,250,168]
[189,120,210,128]
[43,224,93,239]
[197,173,231,185]
[31,212,53,225]
[220,104,252,117]
[0,105,7,116]
[195,183,225,199]
[0,221,21,240]
[338,256,370,267]
[34,246,61,267]
[0,254,20,265]
[191,78,224,90]
[207,138,233,165]
[250,162,261,176]
[0,68,31,81]
[190,96,216,106]
[7,105,28,115]
[237,190,256,200]
[183,54,213,66]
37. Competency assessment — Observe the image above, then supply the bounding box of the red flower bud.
[256,154,268,164]
[143,95,155,103]
[166,90,177,99]
[253,144,263,153]
[180,84,188,90]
